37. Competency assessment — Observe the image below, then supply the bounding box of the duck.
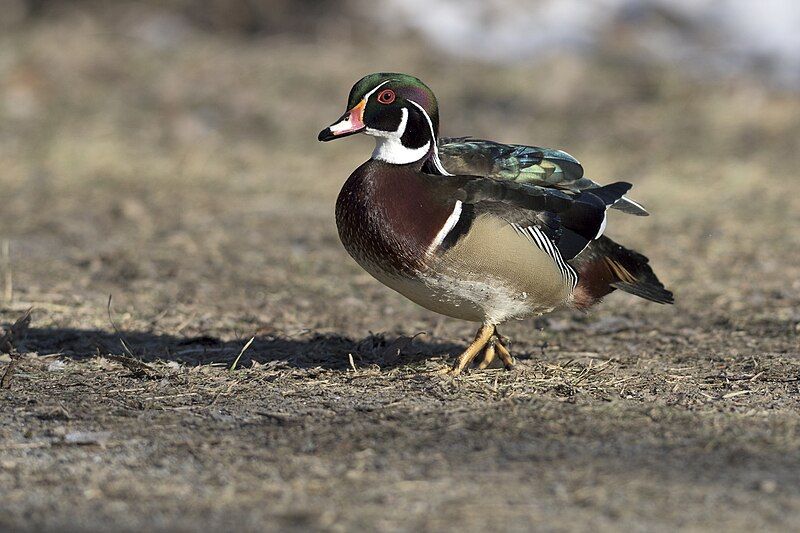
[318,73,672,376]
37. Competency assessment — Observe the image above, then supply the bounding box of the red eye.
[377,89,395,104]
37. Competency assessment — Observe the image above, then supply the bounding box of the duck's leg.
[476,332,515,370]
[477,341,496,370]
[447,323,495,376]
[493,331,515,370]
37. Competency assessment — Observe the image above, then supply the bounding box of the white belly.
[348,214,574,325]
[364,265,559,324]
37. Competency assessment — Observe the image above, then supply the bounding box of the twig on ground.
[174,312,197,334]
[103,354,158,377]
[209,380,239,406]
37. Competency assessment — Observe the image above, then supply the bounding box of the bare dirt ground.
[1,7,800,532]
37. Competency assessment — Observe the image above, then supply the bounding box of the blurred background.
[2,1,800,531]
[0,0,798,341]
[1,0,799,335]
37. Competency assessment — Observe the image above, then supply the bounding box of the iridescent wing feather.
[432,137,648,216]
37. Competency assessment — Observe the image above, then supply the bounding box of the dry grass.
[0,4,799,532]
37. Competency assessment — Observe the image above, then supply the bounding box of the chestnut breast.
[335,160,454,276]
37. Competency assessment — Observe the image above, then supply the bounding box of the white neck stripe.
[407,99,452,176]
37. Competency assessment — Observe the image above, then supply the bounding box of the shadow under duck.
[319,73,672,376]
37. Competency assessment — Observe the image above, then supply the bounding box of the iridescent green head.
[318,73,441,165]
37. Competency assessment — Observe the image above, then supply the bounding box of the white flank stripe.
[427,200,463,254]
[430,152,452,175]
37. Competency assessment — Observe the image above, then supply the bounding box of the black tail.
[589,181,633,207]
[557,182,633,260]
[570,236,673,309]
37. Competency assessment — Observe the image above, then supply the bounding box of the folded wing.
[430,137,649,216]
[425,172,631,262]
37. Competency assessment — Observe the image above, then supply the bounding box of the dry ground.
[1,7,800,532]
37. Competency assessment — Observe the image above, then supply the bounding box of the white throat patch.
[368,107,431,165]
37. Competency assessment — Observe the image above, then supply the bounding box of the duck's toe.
[447,323,496,376]
[493,335,515,370]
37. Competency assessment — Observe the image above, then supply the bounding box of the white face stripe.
[362,79,394,104]
[406,99,452,176]
[364,82,433,164]
[330,80,394,136]
[369,107,431,164]
[427,200,463,255]
[367,105,408,137]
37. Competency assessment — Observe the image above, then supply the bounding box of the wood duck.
[319,73,673,376]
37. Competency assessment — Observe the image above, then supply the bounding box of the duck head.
[318,73,440,165]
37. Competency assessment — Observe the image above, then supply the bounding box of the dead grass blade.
[106,294,139,359]
[103,295,159,377]
[229,335,256,371]
[1,239,11,302]
[0,307,31,354]
[1,308,33,388]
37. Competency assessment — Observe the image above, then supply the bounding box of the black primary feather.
[555,182,632,260]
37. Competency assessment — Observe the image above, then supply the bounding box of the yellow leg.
[476,333,515,371]
[477,341,496,370]
[494,333,514,370]
[447,323,495,376]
